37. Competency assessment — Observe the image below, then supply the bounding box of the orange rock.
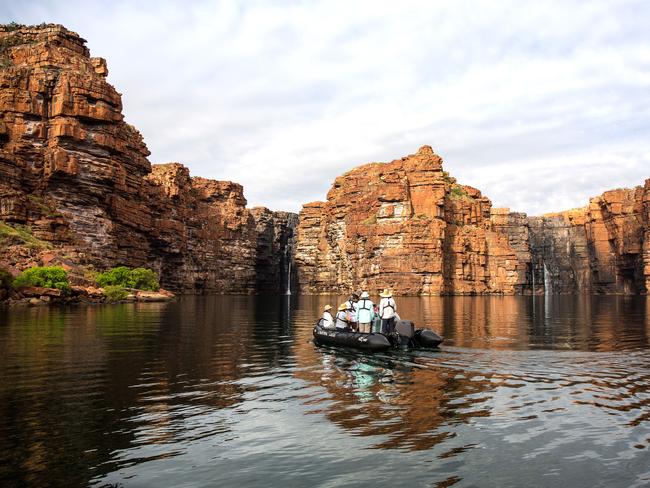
[295,146,520,295]
[0,23,297,294]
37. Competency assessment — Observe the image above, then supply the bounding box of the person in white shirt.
[378,289,397,335]
[335,303,351,331]
[354,291,375,333]
[322,304,335,329]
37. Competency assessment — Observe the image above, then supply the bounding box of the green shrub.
[0,221,49,249]
[0,268,13,289]
[96,266,131,288]
[103,285,129,302]
[14,266,70,293]
[128,268,159,291]
[96,266,159,291]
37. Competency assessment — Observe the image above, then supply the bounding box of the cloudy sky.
[3,1,650,214]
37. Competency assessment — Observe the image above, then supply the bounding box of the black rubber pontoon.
[313,320,391,352]
[413,328,444,348]
[313,319,443,351]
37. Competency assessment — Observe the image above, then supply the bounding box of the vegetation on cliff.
[13,266,71,293]
[0,222,49,249]
[102,285,130,302]
[96,266,160,292]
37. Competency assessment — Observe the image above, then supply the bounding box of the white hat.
[361,291,370,298]
[324,304,332,311]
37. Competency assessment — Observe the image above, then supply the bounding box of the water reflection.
[0,296,649,487]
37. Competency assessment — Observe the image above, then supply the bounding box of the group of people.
[321,289,398,335]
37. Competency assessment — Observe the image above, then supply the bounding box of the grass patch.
[441,171,455,184]
[449,185,476,202]
[362,214,377,225]
[27,195,61,217]
[0,221,50,249]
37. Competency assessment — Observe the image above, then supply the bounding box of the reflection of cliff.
[0,296,298,486]
[291,295,650,452]
[290,296,500,451]
[295,147,650,295]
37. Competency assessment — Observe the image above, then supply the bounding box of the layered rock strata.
[295,148,650,295]
[529,185,649,294]
[0,24,296,293]
[295,146,520,295]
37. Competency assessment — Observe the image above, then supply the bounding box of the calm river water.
[1,295,650,487]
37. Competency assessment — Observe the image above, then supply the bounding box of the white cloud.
[2,0,649,214]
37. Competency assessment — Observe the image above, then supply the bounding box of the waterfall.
[284,213,298,295]
[544,262,551,295]
[286,259,292,295]
[531,252,536,295]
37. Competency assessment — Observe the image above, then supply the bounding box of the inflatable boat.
[313,319,443,351]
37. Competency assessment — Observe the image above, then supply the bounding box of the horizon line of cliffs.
[294,146,650,295]
[0,23,648,297]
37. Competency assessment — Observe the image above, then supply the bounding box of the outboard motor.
[394,320,415,347]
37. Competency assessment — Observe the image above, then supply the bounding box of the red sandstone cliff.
[294,148,650,295]
[528,184,649,294]
[2,24,648,297]
[294,146,520,295]
[0,24,295,293]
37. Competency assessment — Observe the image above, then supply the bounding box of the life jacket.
[380,298,396,318]
[357,299,372,311]
[335,311,349,329]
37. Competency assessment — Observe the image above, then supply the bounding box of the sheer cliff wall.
[294,146,521,295]
[294,147,649,295]
[528,185,649,294]
[0,24,296,293]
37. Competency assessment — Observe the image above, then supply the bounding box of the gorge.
[1,23,648,296]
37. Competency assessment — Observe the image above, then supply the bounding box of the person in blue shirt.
[354,291,375,333]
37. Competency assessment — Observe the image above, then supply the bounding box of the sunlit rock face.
[294,148,650,296]
[0,24,296,293]
[294,146,521,295]
[530,186,649,294]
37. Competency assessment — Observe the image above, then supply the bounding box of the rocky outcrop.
[529,186,648,294]
[295,148,649,295]
[294,146,520,295]
[0,24,296,293]
[489,209,532,294]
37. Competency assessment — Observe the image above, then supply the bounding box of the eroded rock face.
[0,24,296,293]
[295,148,650,295]
[294,146,520,295]
[529,186,648,294]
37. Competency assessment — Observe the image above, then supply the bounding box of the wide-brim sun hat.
[361,291,370,299]
[338,303,347,311]
[379,288,392,298]
[324,304,332,311]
